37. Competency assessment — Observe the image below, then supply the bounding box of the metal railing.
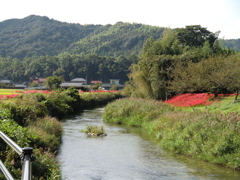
[0,131,35,180]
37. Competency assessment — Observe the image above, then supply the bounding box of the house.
[90,80,102,85]
[14,84,27,89]
[110,79,120,85]
[60,78,87,89]
[102,79,125,90]
[29,76,46,85]
[60,82,83,89]
[0,79,12,88]
[38,78,46,84]
[0,79,11,84]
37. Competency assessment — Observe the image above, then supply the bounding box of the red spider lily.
[23,90,52,94]
[0,94,19,100]
[166,93,214,107]
[79,90,119,93]
[0,90,53,101]
[166,93,235,107]
[5,94,19,98]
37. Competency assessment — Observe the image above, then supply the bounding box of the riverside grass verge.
[103,96,240,170]
[0,88,122,180]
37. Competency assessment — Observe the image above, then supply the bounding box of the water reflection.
[59,107,240,180]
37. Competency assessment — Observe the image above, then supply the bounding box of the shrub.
[44,92,73,119]
[65,87,82,111]
[2,93,48,125]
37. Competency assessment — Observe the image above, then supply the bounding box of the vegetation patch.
[0,87,121,179]
[81,125,107,136]
[103,96,240,169]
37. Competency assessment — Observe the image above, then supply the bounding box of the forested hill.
[0,15,165,59]
[224,39,240,52]
[0,15,100,59]
[65,22,165,57]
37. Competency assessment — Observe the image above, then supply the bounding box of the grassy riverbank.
[103,95,240,169]
[0,88,122,179]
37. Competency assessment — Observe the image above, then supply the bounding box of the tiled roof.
[14,84,26,87]
[60,82,83,87]
[38,78,46,82]
[71,78,86,82]
[91,81,102,84]
[0,80,11,83]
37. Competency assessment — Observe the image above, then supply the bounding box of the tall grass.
[103,97,240,169]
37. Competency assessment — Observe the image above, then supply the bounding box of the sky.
[1,0,240,39]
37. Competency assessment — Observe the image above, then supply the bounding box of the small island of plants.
[81,125,107,136]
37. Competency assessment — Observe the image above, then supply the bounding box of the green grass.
[0,89,24,95]
[103,97,240,169]
[194,95,240,113]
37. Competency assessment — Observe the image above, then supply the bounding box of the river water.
[58,107,240,180]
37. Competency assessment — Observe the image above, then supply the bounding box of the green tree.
[44,76,63,90]
[28,82,40,87]
[126,29,181,100]
[169,54,240,98]
[91,83,102,90]
[223,54,240,100]
[175,25,217,48]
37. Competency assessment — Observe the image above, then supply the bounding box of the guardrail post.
[21,147,35,180]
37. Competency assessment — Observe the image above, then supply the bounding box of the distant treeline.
[0,53,138,84]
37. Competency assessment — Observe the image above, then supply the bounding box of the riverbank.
[0,88,123,179]
[103,95,240,169]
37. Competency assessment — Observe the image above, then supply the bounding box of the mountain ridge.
[0,15,238,60]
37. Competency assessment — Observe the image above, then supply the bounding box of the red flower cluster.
[23,90,52,94]
[0,90,53,101]
[79,90,118,93]
[0,94,19,100]
[166,93,214,107]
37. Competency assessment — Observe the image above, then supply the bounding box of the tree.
[91,83,102,90]
[175,25,217,48]
[44,76,63,90]
[126,29,181,100]
[223,54,240,100]
[169,54,240,99]
[168,60,205,94]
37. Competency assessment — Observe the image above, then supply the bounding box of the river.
[58,107,240,180]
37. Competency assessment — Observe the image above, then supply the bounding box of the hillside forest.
[0,15,239,99]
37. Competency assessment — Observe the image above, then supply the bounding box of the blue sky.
[1,0,239,39]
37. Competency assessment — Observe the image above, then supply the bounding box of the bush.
[2,93,48,125]
[65,87,82,111]
[27,117,62,152]
[110,84,119,90]
[44,92,73,119]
